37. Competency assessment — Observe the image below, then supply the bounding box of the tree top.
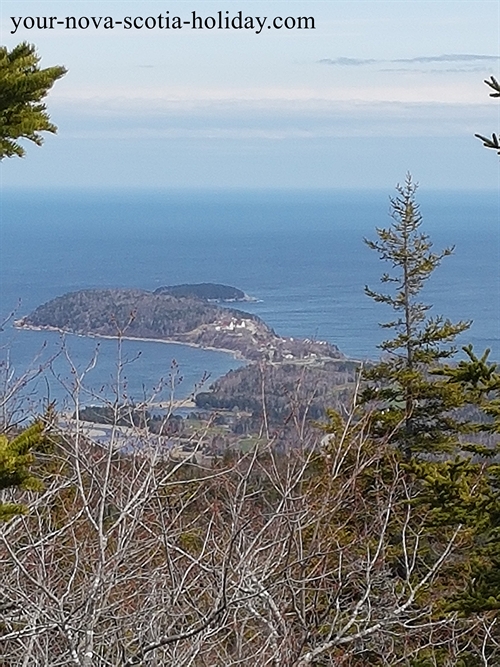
[0,42,66,159]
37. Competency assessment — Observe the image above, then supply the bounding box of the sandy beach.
[14,321,248,361]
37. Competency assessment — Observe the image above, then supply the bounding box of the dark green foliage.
[19,287,343,362]
[427,346,500,615]
[20,288,270,339]
[475,76,500,154]
[448,462,500,615]
[0,420,48,521]
[195,359,359,425]
[0,42,66,159]
[76,404,152,428]
[76,404,184,435]
[436,344,500,436]
[154,283,247,302]
[362,175,470,458]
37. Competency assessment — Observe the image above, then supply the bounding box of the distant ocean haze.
[0,188,498,405]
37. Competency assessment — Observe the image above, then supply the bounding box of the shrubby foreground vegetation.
[2,45,500,666]
[2,177,500,666]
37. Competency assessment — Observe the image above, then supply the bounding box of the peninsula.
[15,286,343,363]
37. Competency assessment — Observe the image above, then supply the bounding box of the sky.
[1,0,500,190]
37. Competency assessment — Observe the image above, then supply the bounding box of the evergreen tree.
[362,174,470,459]
[0,42,66,159]
[431,345,500,615]
[437,344,500,437]
[0,420,47,521]
[475,75,500,154]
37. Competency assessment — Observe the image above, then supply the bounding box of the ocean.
[0,188,498,411]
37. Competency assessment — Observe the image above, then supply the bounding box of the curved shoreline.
[13,322,248,362]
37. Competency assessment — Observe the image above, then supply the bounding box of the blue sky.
[1,0,499,189]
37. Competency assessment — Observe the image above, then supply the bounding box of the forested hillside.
[196,358,358,423]
[16,287,343,362]
[17,288,265,338]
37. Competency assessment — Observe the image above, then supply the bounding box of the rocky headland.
[15,286,344,363]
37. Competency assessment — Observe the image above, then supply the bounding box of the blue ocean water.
[0,188,498,409]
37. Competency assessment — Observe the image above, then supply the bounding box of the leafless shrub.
[2,368,490,666]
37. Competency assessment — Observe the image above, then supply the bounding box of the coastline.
[13,322,248,362]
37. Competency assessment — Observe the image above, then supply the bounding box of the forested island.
[154,282,255,302]
[15,286,343,363]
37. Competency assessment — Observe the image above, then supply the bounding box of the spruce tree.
[0,420,47,521]
[362,174,470,459]
[0,42,66,159]
[0,42,63,519]
[431,346,500,614]
[475,75,500,154]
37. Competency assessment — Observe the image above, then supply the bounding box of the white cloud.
[320,53,500,67]
[53,99,497,141]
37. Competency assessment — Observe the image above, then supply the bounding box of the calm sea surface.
[0,188,498,409]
